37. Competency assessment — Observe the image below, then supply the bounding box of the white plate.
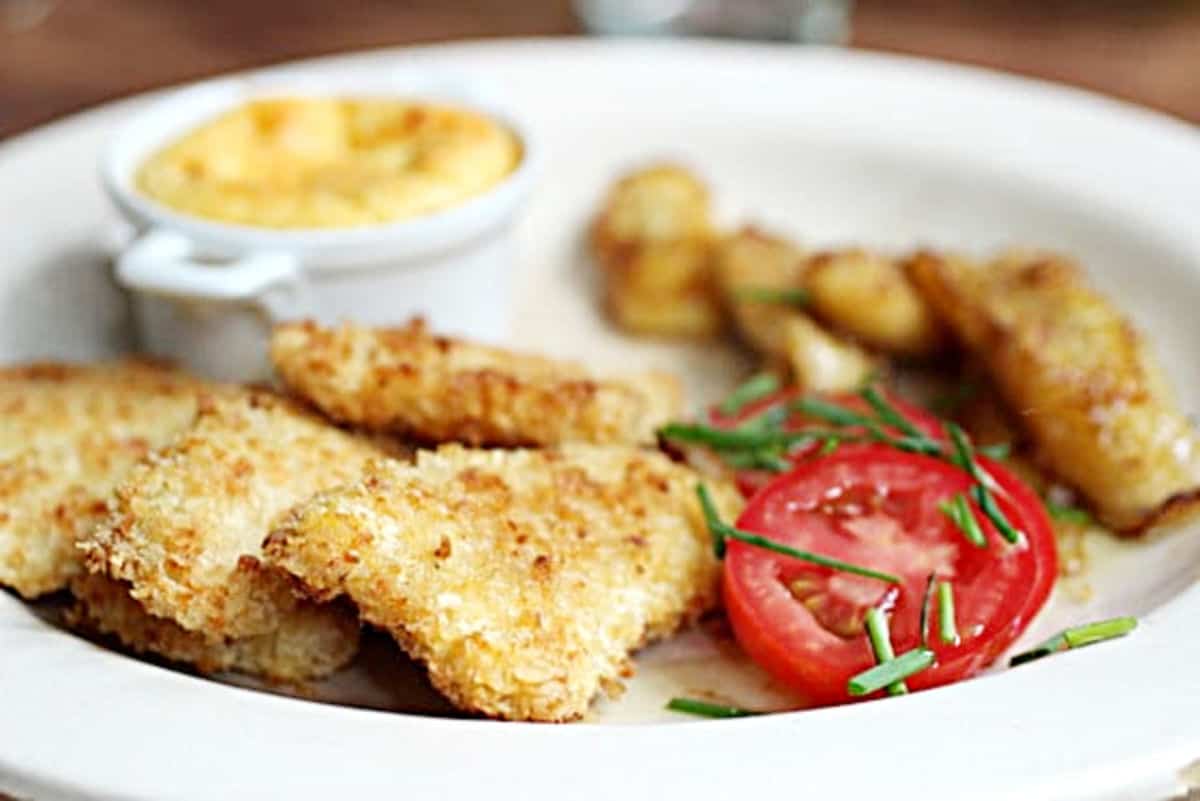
[2,38,1199,801]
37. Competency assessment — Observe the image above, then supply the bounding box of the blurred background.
[2,0,1198,139]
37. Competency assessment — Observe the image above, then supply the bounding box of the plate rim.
[1,37,1198,801]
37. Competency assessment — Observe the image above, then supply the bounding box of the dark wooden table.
[2,0,1199,138]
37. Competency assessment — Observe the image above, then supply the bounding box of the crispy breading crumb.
[264,444,742,722]
[67,572,360,681]
[269,320,682,447]
[79,389,393,639]
[0,361,210,598]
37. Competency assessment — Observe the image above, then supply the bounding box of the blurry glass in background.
[575,0,854,44]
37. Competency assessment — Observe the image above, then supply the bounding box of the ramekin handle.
[115,228,302,307]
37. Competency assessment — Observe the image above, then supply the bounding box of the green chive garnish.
[717,448,790,472]
[937,581,959,645]
[971,484,1024,545]
[1009,616,1137,667]
[736,286,809,306]
[918,573,937,648]
[696,485,901,584]
[819,436,841,456]
[978,442,1012,460]
[859,385,923,440]
[848,647,935,697]
[939,493,987,548]
[666,697,759,718]
[719,372,781,416]
[1045,501,1092,525]
[864,607,907,696]
[660,422,822,451]
[792,396,878,429]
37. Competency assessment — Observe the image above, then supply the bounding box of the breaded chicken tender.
[270,320,682,447]
[79,390,390,640]
[264,445,742,721]
[591,164,723,338]
[0,361,207,598]
[68,573,359,680]
[909,251,1200,533]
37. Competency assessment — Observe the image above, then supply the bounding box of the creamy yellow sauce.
[135,98,522,229]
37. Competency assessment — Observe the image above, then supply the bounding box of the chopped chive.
[946,423,988,484]
[819,436,840,456]
[859,385,923,440]
[939,493,986,548]
[863,607,907,695]
[1008,632,1067,667]
[888,434,945,458]
[717,447,790,472]
[978,442,1012,460]
[937,581,959,645]
[1062,616,1137,648]
[1009,616,1137,667]
[696,484,728,558]
[659,422,816,451]
[666,697,759,718]
[720,372,781,416]
[848,648,935,697]
[1045,500,1092,525]
[918,573,937,648]
[971,484,1025,546]
[792,396,878,429]
[736,286,809,306]
[695,484,901,584]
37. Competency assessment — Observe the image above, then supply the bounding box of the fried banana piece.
[0,361,207,598]
[264,445,742,722]
[80,390,389,639]
[714,226,809,356]
[590,164,723,338]
[805,249,945,358]
[68,573,359,681]
[782,316,876,393]
[270,320,682,447]
[909,251,1200,533]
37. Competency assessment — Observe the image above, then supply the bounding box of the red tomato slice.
[723,444,1057,706]
[710,388,945,498]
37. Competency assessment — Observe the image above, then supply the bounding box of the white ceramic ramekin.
[100,67,536,381]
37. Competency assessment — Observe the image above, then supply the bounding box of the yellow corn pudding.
[135,98,522,229]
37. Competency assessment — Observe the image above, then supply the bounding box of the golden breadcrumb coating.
[0,361,209,598]
[264,445,742,721]
[909,250,1200,534]
[79,390,391,639]
[590,164,723,338]
[68,573,359,681]
[269,320,682,447]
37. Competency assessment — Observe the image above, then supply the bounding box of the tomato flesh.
[723,444,1057,706]
[711,388,945,498]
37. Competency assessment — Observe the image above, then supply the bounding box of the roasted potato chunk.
[909,250,1200,533]
[591,164,723,338]
[805,249,945,358]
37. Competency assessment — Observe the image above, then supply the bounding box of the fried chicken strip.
[264,445,742,721]
[270,320,682,447]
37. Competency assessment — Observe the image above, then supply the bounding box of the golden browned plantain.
[0,361,210,598]
[270,320,682,447]
[715,228,875,392]
[79,390,391,640]
[68,572,359,681]
[264,445,742,722]
[805,249,945,358]
[590,164,723,338]
[908,250,1200,533]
